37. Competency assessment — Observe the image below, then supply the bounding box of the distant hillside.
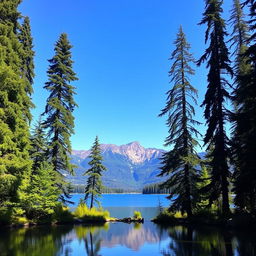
[66,142,166,190]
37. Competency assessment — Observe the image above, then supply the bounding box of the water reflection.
[0,222,256,255]
[0,225,73,256]
[74,224,108,256]
[161,225,256,256]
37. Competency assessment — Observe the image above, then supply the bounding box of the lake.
[68,193,170,220]
[0,194,255,256]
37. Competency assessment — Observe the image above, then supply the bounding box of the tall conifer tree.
[198,0,233,217]
[229,0,253,212]
[18,16,35,98]
[158,27,201,217]
[43,33,78,186]
[232,0,256,214]
[84,137,106,209]
[0,0,32,206]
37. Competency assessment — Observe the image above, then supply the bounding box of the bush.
[12,216,29,225]
[133,211,142,219]
[0,207,12,225]
[52,204,74,223]
[73,202,110,223]
[153,209,187,223]
[0,207,29,226]
[193,207,218,221]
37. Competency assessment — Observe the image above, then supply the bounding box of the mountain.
[67,142,165,190]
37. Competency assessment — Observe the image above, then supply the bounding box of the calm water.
[0,194,255,256]
[69,193,170,220]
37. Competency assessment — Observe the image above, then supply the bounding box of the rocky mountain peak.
[72,142,163,164]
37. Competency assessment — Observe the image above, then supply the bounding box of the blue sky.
[19,0,234,150]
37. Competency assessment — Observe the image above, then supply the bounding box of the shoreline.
[70,193,169,195]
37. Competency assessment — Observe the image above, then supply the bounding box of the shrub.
[153,209,187,223]
[52,204,74,223]
[73,202,110,223]
[133,211,142,219]
[12,216,29,225]
[0,207,12,225]
[193,207,218,221]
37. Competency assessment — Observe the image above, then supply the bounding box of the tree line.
[0,0,105,223]
[1,0,256,224]
[159,0,256,220]
[142,183,171,194]
[0,0,108,222]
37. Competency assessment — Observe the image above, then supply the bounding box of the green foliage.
[0,207,12,224]
[18,16,35,96]
[73,202,109,222]
[42,33,78,201]
[30,118,48,171]
[133,211,142,219]
[142,183,171,194]
[193,207,218,221]
[72,185,125,194]
[0,206,29,225]
[20,162,61,221]
[228,0,249,55]
[197,0,232,217]
[84,136,107,209]
[0,0,32,209]
[158,26,201,217]
[154,209,187,223]
[196,162,211,208]
[52,205,74,223]
[231,0,256,216]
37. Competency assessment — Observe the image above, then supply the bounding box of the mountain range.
[67,141,166,190]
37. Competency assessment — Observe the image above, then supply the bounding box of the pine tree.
[229,0,249,55]
[228,0,253,213]
[18,16,35,98]
[232,0,256,214]
[21,161,60,220]
[0,0,32,207]
[84,137,106,209]
[198,0,233,217]
[30,118,48,171]
[158,27,201,217]
[43,33,78,197]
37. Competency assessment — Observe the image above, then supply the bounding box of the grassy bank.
[0,203,111,227]
[152,209,256,229]
[0,203,145,227]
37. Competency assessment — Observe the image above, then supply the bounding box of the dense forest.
[158,0,256,221]
[0,0,256,225]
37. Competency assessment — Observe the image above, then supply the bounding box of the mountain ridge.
[69,141,165,190]
[72,141,164,164]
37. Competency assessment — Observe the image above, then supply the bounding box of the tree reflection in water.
[74,224,109,256]
[0,225,73,256]
[1,222,256,256]
[160,225,256,256]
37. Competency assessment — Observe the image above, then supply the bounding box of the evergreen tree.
[43,33,78,197]
[0,0,32,207]
[229,0,249,55]
[232,0,256,214]
[84,137,106,209]
[158,27,201,217]
[18,16,35,98]
[21,161,60,220]
[228,0,253,213]
[30,118,48,171]
[198,0,233,217]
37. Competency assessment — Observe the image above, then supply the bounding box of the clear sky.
[19,0,234,150]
